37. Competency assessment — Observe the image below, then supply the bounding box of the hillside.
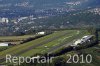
[34,8,100,28]
[0,0,100,17]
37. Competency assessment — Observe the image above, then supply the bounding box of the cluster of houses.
[71,35,94,47]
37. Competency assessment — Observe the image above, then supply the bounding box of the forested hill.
[34,8,100,28]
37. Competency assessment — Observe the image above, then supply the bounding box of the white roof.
[82,36,88,39]
[38,32,45,34]
[71,35,94,46]
[81,35,93,42]
[74,39,82,45]
[0,43,8,46]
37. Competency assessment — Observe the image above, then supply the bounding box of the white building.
[71,39,82,46]
[71,35,94,47]
[0,43,9,46]
[0,18,9,23]
[18,17,28,22]
[37,32,45,35]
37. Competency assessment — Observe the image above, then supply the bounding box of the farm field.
[0,35,37,45]
[0,35,36,40]
[0,30,89,64]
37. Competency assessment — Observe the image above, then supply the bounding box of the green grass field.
[0,30,73,57]
[0,30,90,64]
[0,35,37,44]
[21,30,88,57]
